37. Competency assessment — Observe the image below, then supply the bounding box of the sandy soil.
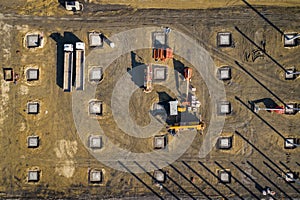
[0,1,299,199]
[96,0,300,9]
[1,0,300,17]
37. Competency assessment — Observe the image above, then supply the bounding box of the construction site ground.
[0,0,299,199]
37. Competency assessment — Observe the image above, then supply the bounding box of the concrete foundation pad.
[217,137,232,149]
[28,170,39,182]
[28,136,39,148]
[153,170,166,183]
[27,102,39,114]
[219,170,231,183]
[89,135,102,149]
[89,169,102,183]
[154,135,166,149]
[217,32,232,47]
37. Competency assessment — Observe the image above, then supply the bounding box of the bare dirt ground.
[1,0,300,16]
[96,0,300,9]
[0,0,299,199]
